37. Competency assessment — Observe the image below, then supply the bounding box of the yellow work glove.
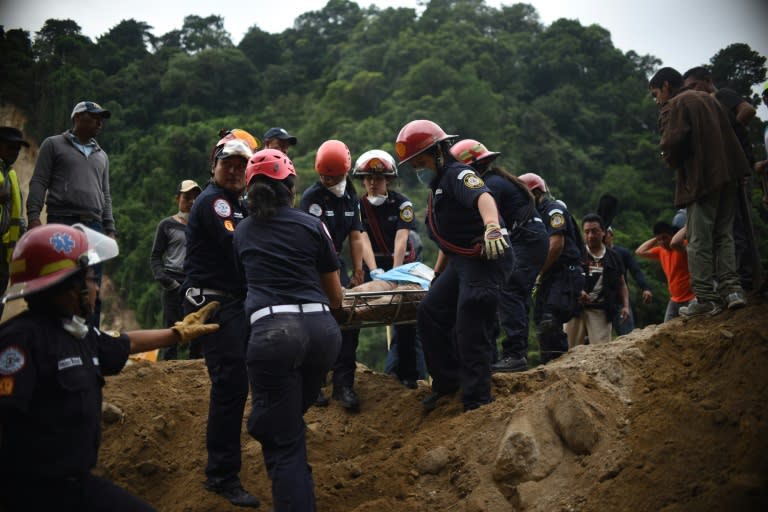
[171,301,221,343]
[482,223,509,260]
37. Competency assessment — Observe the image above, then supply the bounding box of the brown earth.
[97,298,768,512]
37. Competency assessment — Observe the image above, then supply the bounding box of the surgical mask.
[62,315,89,339]
[327,178,347,198]
[367,194,387,206]
[416,168,436,185]
[176,211,189,222]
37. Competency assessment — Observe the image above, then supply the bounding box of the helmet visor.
[73,223,120,266]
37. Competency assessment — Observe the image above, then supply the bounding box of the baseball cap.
[71,101,111,119]
[215,139,253,160]
[263,127,297,145]
[0,126,30,147]
[177,179,202,194]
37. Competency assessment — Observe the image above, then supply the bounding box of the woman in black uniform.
[0,223,218,512]
[234,148,342,512]
[395,120,511,412]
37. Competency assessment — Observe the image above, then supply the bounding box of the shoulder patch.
[0,376,14,396]
[400,205,414,222]
[549,212,565,229]
[213,198,232,218]
[0,345,26,375]
[223,219,235,232]
[308,203,323,217]
[462,173,484,189]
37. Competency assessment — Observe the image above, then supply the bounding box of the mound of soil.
[97,298,768,511]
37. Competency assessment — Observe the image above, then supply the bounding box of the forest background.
[1,0,766,369]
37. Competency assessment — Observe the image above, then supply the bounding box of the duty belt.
[250,303,329,324]
[185,287,236,306]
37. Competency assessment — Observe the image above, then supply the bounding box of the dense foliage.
[2,0,766,368]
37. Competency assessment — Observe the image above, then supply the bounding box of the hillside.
[98,299,768,512]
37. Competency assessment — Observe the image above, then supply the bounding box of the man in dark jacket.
[649,67,750,317]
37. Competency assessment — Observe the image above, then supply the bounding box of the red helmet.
[246,148,296,185]
[352,150,398,177]
[517,172,549,193]
[315,140,352,177]
[395,120,457,165]
[3,224,119,302]
[210,128,260,163]
[450,139,500,165]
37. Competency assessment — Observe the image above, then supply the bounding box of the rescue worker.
[181,129,261,508]
[451,139,549,373]
[0,126,28,319]
[234,149,343,512]
[395,120,511,412]
[299,139,365,411]
[0,223,219,512]
[352,149,419,388]
[518,172,584,363]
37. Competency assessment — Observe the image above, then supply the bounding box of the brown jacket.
[658,89,750,207]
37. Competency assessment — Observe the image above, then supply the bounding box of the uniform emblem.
[308,204,323,217]
[0,345,26,375]
[550,213,565,229]
[0,376,14,396]
[224,219,235,232]
[400,205,414,222]
[213,198,232,218]
[463,174,484,189]
[50,231,76,254]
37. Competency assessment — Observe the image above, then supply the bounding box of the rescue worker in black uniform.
[451,140,549,373]
[182,130,261,508]
[0,223,219,512]
[299,139,365,411]
[395,120,511,412]
[518,172,585,363]
[351,149,419,388]
[234,149,343,512]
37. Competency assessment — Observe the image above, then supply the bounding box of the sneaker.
[204,481,261,509]
[679,299,723,317]
[491,356,528,373]
[332,386,360,410]
[422,391,455,411]
[314,389,329,407]
[726,291,747,310]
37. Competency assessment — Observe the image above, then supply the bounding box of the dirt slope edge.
[98,299,768,511]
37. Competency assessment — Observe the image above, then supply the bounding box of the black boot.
[332,386,360,411]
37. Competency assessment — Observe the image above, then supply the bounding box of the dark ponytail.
[247,175,296,220]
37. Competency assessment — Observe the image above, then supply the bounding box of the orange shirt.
[648,245,695,302]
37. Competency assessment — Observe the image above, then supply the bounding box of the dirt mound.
[99,299,768,511]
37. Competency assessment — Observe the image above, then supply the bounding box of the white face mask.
[176,211,189,222]
[62,315,89,339]
[327,178,347,198]
[366,194,387,206]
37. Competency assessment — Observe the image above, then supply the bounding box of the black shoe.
[314,389,329,407]
[205,481,261,508]
[332,386,360,410]
[422,391,455,411]
[491,356,528,373]
[400,379,418,389]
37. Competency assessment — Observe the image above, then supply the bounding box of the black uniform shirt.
[538,197,583,267]
[183,182,247,295]
[299,181,363,252]
[429,162,493,249]
[483,173,546,243]
[0,310,130,478]
[360,190,415,269]
[234,206,340,316]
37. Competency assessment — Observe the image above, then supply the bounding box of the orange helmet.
[210,128,260,163]
[517,172,548,193]
[352,150,398,177]
[315,140,352,177]
[395,120,457,165]
[246,149,296,185]
[450,139,500,166]
[3,224,119,302]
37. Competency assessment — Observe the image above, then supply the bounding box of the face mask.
[327,178,347,198]
[62,315,89,339]
[416,168,436,185]
[367,194,387,206]
[176,211,189,222]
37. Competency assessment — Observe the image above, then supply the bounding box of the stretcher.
[333,284,426,330]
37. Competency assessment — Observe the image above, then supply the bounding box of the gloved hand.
[172,301,220,343]
[369,268,385,279]
[482,222,509,260]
